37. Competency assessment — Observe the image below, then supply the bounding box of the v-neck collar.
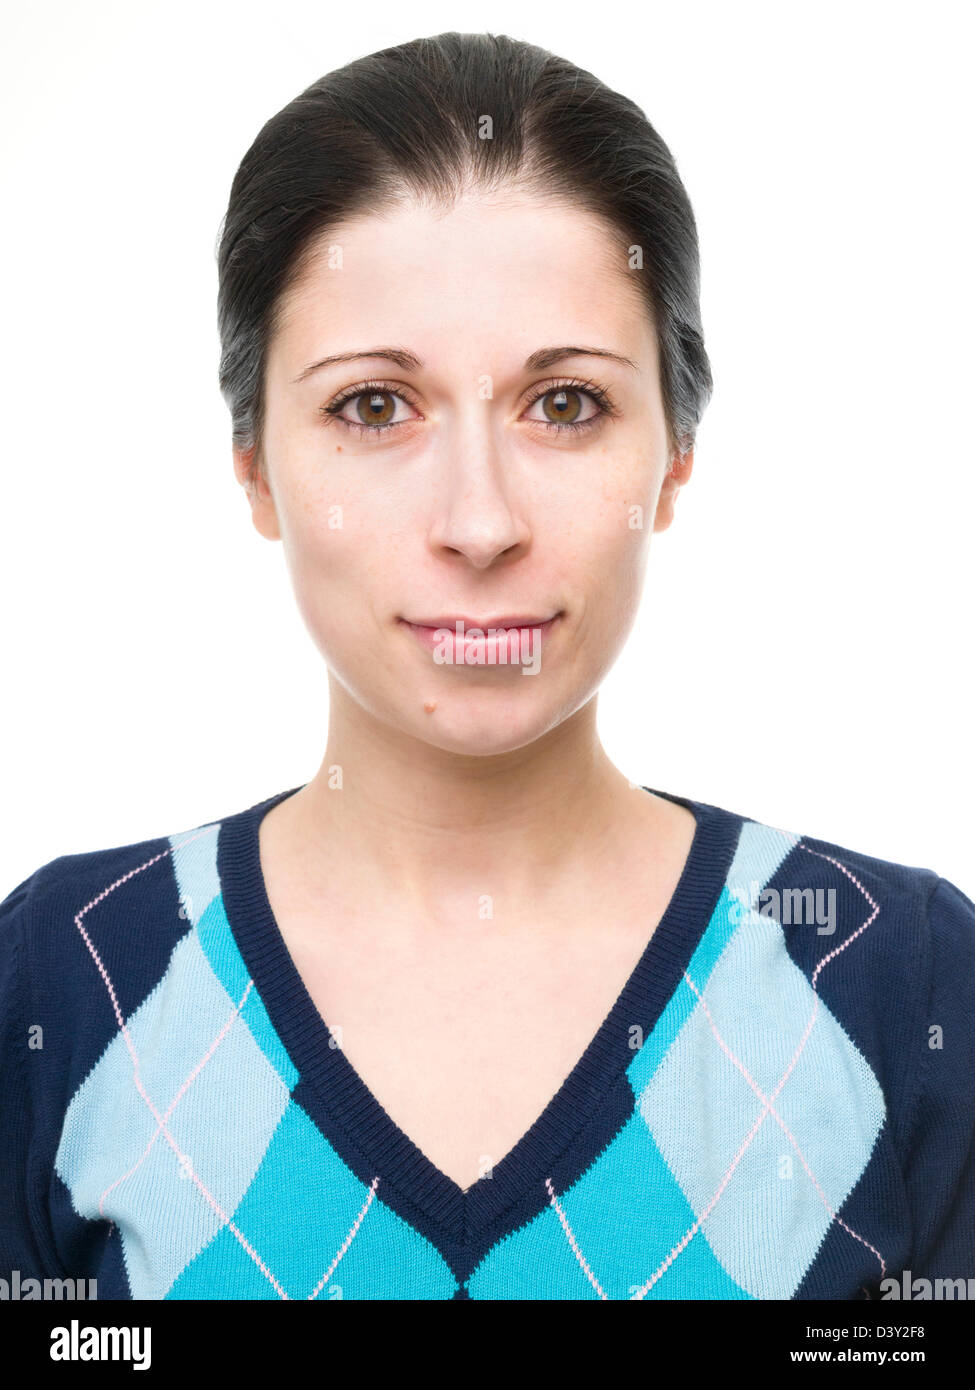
[217,782,743,1249]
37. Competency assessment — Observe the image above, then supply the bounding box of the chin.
[400,689,567,757]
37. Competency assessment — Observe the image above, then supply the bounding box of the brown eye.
[356,391,397,425]
[523,385,606,430]
[321,383,421,435]
[541,389,582,424]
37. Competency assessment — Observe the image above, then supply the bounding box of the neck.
[275,680,650,925]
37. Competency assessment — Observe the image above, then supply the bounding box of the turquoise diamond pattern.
[467,822,886,1299]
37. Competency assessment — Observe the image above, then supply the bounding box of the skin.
[232,188,698,1186]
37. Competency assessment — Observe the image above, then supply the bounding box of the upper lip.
[403,613,560,629]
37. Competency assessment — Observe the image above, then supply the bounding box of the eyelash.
[317,376,617,439]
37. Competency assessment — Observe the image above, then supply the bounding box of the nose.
[426,409,532,569]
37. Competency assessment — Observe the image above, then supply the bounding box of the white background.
[2,0,972,895]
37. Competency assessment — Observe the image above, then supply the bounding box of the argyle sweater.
[2,784,974,1301]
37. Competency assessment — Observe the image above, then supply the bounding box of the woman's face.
[241,190,690,756]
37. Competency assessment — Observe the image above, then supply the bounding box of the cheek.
[597,437,660,517]
[572,441,657,553]
[276,474,414,666]
[572,447,657,632]
[274,478,368,643]
[587,518,649,633]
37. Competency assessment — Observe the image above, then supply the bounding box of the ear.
[652,448,694,533]
[233,445,281,541]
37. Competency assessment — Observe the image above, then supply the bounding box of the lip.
[398,612,562,660]
[405,614,559,629]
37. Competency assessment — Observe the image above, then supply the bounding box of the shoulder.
[0,807,228,1034]
[1,813,222,953]
[722,804,975,1152]
[722,805,963,964]
[723,806,942,916]
[0,808,231,1122]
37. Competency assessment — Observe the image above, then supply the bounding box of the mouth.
[397,612,562,659]
[403,614,560,630]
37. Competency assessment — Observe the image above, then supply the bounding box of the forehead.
[269,191,657,379]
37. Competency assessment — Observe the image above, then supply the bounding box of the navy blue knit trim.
[217,783,744,1243]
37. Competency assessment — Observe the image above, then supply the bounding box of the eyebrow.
[292,345,637,383]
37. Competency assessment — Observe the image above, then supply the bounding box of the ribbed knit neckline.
[217,782,743,1242]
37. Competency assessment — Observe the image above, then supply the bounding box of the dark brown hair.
[216,31,712,482]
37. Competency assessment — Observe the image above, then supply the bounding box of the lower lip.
[399,615,561,660]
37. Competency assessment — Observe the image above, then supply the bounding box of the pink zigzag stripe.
[97,978,255,1217]
[685,969,887,1276]
[630,843,885,1299]
[307,1177,381,1299]
[545,1176,608,1299]
[73,825,380,1299]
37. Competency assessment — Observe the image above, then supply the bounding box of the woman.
[2,31,972,1302]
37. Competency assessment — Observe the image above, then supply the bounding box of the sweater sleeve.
[0,869,55,1281]
[902,874,975,1280]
